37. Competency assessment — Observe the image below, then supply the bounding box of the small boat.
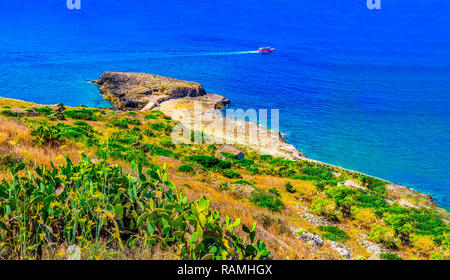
[257,46,275,53]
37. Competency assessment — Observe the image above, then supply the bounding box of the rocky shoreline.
[91,71,447,216]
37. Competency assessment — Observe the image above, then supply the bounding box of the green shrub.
[73,121,90,127]
[219,182,229,191]
[250,190,284,212]
[233,180,254,186]
[368,225,398,248]
[246,165,259,175]
[315,181,327,191]
[380,253,403,260]
[260,154,273,161]
[142,144,176,158]
[30,123,62,145]
[151,122,173,135]
[302,166,334,181]
[144,129,155,137]
[318,225,349,242]
[1,110,19,117]
[223,169,242,179]
[178,164,195,174]
[96,143,149,164]
[221,152,237,160]
[160,139,174,148]
[309,198,340,222]
[112,119,128,129]
[123,117,141,126]
[326,186,355,218]
[355,192,388,209]
[188,155,231,169]
[111,117,141,129]
[384,213,415,245]
[236,158,254,167]
[409,209,447,239]
[284,182,296,193]
[59,125,89,139]
[64,109,97,120]
[35,106,54,115]
[359,175,387,195]
[268,187,280,197]
[269,158,293,166]
[55,113,66,120]
[151,122,166,130]
[144,114,158,120]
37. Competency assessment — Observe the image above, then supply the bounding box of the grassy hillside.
[0,97,449,260]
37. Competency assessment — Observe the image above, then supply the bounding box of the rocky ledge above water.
[93,72,207,110]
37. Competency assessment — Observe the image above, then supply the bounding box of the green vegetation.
[63,109,98,120]
[268,188,280,197]
[284,182,295,193]
[1,99,449,260]
[222,169,242,179]
[368,225,398,248]
[250,189,284,212]
[111,117,141,129]
[187,155,231,170]
[30,122,96,147]
[380,253,403,260]
[314,181,327,191]
[318,226,349,242]
[233,180,254,186]
[309,198,340,222]
[1,110,19,117]
[35,106,54,115]
[160,139,174,148]
[178,164,195,175]
[0,158,270,260]
[219,183,229,191]
[151,122,172,135]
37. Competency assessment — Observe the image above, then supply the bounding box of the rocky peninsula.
[94,71,304,160]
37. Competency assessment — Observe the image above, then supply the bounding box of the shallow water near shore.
[0,1,449,209]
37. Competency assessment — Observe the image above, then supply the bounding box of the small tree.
[368,225,399,248]
[384,213,414,246]
[309,197,340,222]
[326,186,355,218]
[284,182,296,193]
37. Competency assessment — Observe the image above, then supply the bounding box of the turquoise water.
[0,1,449,208]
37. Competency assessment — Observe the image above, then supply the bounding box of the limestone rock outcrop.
[93,72,207,110]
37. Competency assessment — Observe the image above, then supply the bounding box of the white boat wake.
[31,50,261,66]
[168,50,259,57]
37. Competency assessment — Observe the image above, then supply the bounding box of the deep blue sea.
[0,1,449,208]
